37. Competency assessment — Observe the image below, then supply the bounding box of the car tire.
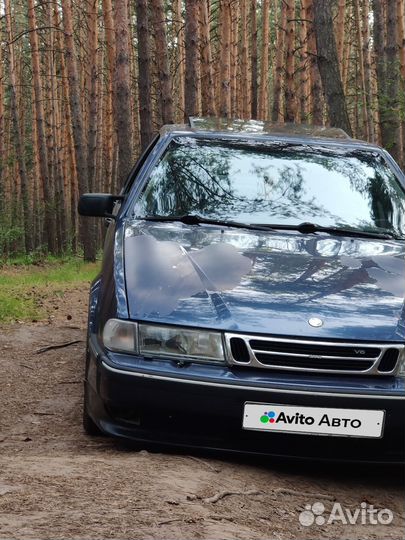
[83,303,107,437]
[83,388,104,436]
[83,329,104,437]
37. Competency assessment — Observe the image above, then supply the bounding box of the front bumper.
[86,336,405,463]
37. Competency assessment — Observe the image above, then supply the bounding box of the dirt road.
[0,286,404,539]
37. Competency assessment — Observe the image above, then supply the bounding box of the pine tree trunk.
[397,0,405,79]
[27,0,42,253]
[250,0,258,119]
[285,0,296,122]
[336,0,346,65]
[30,93,40,249]
[114,0,133,187]
[151,0,174,125]
[5,0,33,252]
[353,0,370,140]
[200,0,216,116]
[240,0,250,119]
[259,0,270,120]
[305,0,323,125]
[102,0,117,187]
[272,0,287,122]
[299,1,310,122]
[128,1,140,156]
[174,0,186,121]
[397,0,405,81]
[312,0,352,135]
[87,0,99,191]
[45,3,65,253]
[53,5,73,245]
[342,3,353,95]
[0,41,4,212]
[219,0,232,118]
[372,0,386,145]
[136,0,154,150]
[381,0,401,162]
[90,6,102,251]
[231,1,240,117]
[4,122,13,249]
[62,0,96,260]
[397,0,405,164]
[361,0,374,142]
[185,0,199,120]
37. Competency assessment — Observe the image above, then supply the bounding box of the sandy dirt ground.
[0,286,404,540]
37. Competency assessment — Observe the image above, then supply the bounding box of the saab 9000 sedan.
[79,118,405,463]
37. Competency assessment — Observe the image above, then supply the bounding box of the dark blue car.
[79,118,405,463]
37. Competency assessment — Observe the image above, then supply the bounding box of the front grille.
[249,340,380,359]
[226,334,403,376]
[254,353,374,371]
[378,349,400,372]
[230,337,250,363]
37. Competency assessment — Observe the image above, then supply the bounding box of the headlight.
[102,319,225,364]
[139,324,225,363]
[103,319,137,353]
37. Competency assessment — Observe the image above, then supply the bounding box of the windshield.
[134,137,405,237]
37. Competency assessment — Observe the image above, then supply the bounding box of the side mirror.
[78,193,124,219]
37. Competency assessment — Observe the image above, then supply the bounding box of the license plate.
[243,403,384,438]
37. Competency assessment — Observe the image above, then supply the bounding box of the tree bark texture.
[313,0,353,136]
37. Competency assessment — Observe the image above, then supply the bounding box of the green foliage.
[0,258,99,322]
[0,222,24,254]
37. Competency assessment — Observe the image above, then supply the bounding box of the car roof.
[159,117,381,151]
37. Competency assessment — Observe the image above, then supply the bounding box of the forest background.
[0,0,404,261]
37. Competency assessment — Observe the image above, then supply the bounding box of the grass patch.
[0,258,100,322]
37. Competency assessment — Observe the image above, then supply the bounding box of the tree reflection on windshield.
[135,138,405,236]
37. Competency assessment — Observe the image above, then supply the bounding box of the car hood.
[123,221,405,341]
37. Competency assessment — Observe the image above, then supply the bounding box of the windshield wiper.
[141,214,275,232]
[260,222,402,240]
[140,216,404,239]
